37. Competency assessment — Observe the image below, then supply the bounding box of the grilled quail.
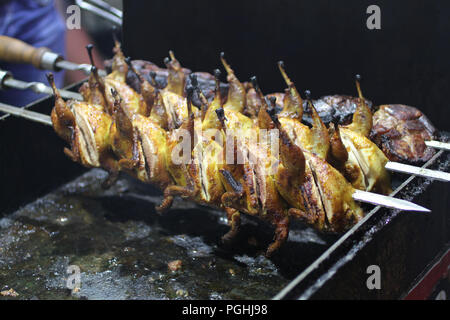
[370,104,437,164]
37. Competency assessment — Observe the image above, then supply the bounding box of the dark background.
[123,0,449,130]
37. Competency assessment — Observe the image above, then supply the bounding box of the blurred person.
[0,0,106,107]
[0,0,66,106]
[61,0,107,84]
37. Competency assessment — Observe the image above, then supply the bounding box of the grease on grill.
[0,169,333,300]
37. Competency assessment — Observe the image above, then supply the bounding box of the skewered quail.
[47,41,442,256]
[370,104,437,164]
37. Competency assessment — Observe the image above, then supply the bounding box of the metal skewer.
[0,70,83,100]
[54,60,101,76]
[385,161,450,182]
[0,36,106,76]
[0,103,432,212]
[425,140,450,152]
[352,189,429,212]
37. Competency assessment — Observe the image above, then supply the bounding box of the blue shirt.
[0,0,66,106]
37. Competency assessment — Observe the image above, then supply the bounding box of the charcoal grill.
[0,0,449,300]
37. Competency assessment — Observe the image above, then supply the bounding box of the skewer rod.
[55,60,106,76]
[352,189,430,212]
[3,78,83,101]
[425,140,450,152]
[386,161,450,182]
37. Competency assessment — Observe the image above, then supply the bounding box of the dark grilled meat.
[263,93,373,127]
[370,104,437,163]
[302,95,374,127]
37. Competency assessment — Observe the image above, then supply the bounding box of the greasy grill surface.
[0,169,332,299]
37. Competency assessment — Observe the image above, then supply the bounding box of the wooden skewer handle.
[0,36,50,69]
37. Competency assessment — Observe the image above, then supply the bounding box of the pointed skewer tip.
[352,189,431,213]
